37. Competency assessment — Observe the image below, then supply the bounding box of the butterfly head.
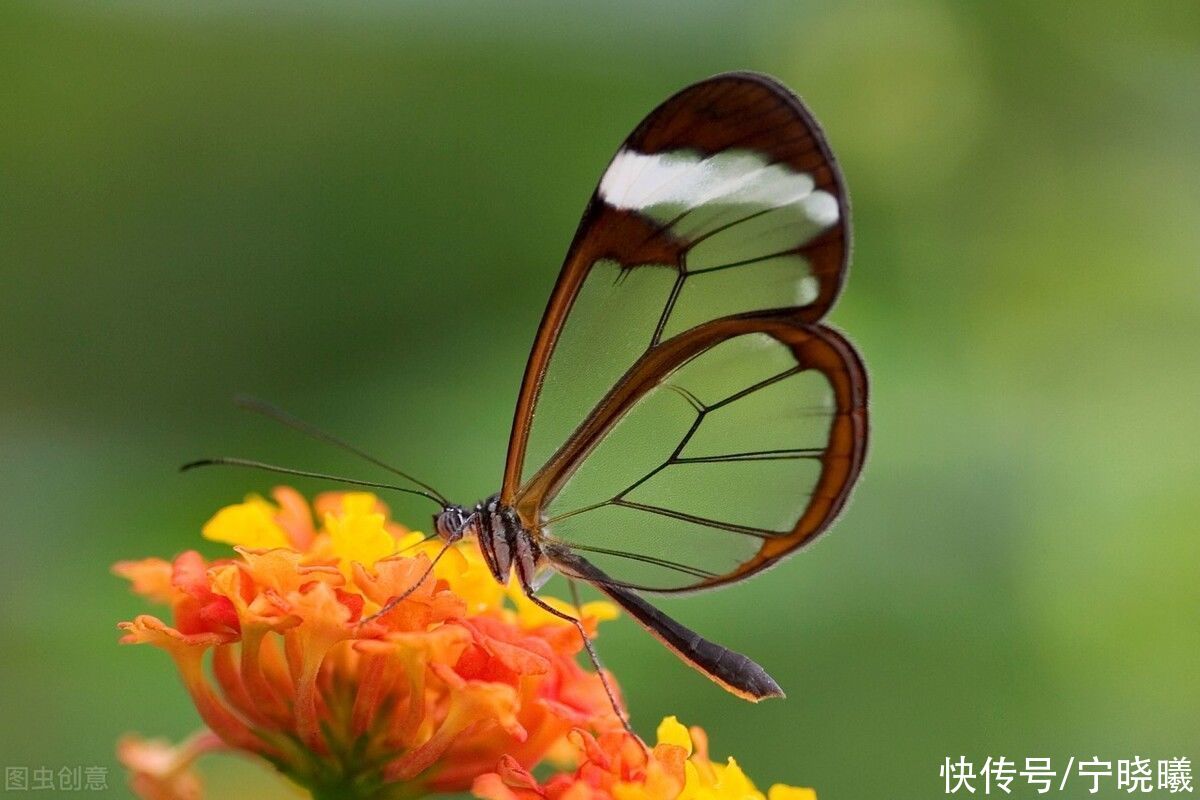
[434,504,473,543]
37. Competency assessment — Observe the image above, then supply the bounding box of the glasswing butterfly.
[188,72,868,728]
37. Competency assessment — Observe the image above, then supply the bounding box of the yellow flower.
[201,495,289,549]
[116,487,624,800]
[473,716,816,800]
[321,492,399,574]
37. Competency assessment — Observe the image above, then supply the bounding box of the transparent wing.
[502,73,866,591]
[502,73,850,499]
[531,319,866,592]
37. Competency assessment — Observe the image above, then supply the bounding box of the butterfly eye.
[435,506,469,541]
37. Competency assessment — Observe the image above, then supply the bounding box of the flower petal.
[766,786,817,800]
[324,493,401,573]
[113,558,180,605]
[655,716,693,757]
[202,496,290,549]
[117,730,222,800]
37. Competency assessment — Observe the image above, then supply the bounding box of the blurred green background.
[3,2,1198,797]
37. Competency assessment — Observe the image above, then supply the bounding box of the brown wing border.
[522,312,868,593]
[500,72,852,504]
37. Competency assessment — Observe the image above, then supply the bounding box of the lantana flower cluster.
[475,716,815,800]
[115,487,817,800]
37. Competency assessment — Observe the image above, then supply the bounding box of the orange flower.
[473,716,816,800]
[116,731,222,800]
[115,488,623,800]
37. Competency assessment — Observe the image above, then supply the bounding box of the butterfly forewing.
[503,72,866,593]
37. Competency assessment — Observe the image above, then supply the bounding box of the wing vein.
[708,365,803,411]
[545,539,717,580]
[672,447,825,463]
[610,499,775,539]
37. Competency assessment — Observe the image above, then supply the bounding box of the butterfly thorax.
[435,495,542,586]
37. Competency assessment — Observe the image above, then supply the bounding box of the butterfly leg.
[567,578,586,618]
[564,576,643,738]
[515,570,637,738]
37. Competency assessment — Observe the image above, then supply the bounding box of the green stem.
[308,782,374,800]
[306,776,425,800]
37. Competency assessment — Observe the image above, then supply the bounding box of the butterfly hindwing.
[530,315,866,591]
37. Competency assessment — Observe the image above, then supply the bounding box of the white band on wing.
[598,147,836,230]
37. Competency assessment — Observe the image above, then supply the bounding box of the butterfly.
[189,72,868,728]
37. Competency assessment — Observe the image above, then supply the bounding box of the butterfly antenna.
[181,457,445,507]
[394,531,440,555]
[233,395,449,505]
